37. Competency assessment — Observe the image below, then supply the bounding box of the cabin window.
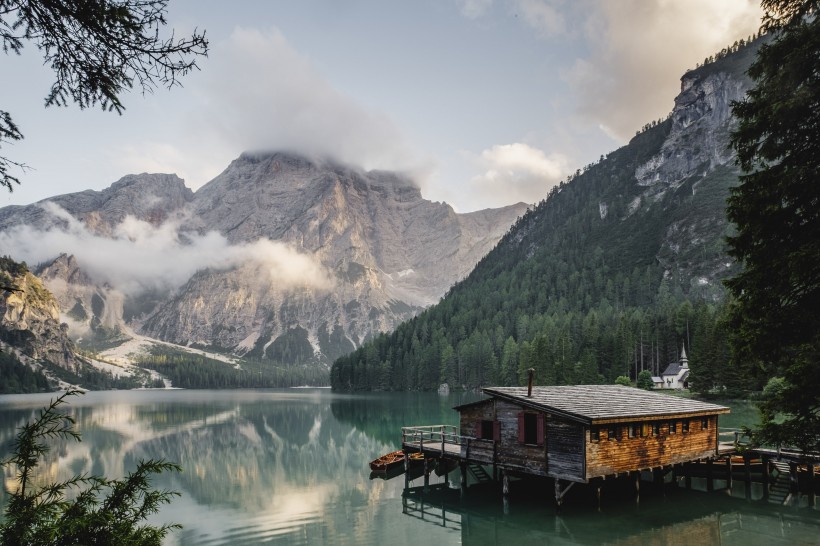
[652,422,660,436]
[701,417,709,430]
[481,420,493,440]
[669,421,677,434]
[590,427,600,442]
[682,420,690,433]
[607,426,619,441]
[524,413,538,444]
[518,412,544,446]
[640,423,649,437]
[478,419,500,441]
[628,424,637,439]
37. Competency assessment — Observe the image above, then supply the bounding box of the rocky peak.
[634,53,757,195]
[0,151,528,368]
[0,173,193,236]
[0,258,75,370]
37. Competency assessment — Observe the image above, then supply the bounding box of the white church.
[652,346,690,390]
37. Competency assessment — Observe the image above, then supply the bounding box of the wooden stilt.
[725,456,733,492]
[423,458,430,493]
[684,463,692,489]
[808,463,816,507]
[743,454,752,500]
[653,468,663,487]
[762,456,770,500]
[555,479,562,509]
[404,452,410,488]
[595,482,602,510]
[707,459,714,492]
[553,479,575,509]
[789,462,799,505]
[502,470,510,497]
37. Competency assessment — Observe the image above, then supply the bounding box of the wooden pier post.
[653,468,663,488]
[460,462,467,490]
[502,470,510,497]
[423,457,430,493]
[633,471,640,495]
[808,463,816,507]
[595,481,602,510]
[725,456,733,492]
[789,462,799,504]
[684,463,692,489]
[743,455,752,500]
[762,456,770,500]
[706,459,714,492]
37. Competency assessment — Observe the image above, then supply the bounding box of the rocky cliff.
[0,258,75,370]
[0,154,527,366]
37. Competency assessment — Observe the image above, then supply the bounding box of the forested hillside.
[331,39,766,395]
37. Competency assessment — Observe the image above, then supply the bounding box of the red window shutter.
[517,412,525,443]
[537,413,545,446]
[493,420,501,441]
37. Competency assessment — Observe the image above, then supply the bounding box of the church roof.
[662,362,682,376]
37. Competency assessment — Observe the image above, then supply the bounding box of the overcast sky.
[2,0,762,212]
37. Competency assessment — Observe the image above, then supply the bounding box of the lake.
[0,390,817,545]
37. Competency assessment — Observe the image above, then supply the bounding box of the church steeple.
[680,345,688,368]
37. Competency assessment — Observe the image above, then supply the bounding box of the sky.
[1,0,763,213]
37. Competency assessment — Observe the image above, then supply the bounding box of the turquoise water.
[0,390,816,545]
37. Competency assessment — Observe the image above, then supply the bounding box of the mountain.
[0,153,527,374]
[0,256,75,371]
[331,39,766,393]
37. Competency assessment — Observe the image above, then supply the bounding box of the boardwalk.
[400,424,818,507]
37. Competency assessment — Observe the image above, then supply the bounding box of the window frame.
[607,425,618,441]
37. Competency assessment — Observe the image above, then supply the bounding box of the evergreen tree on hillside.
[727,0,820,452]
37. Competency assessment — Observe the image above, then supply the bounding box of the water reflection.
[402,482,820,545]
[0,390,461,545]
[0,391,816,545]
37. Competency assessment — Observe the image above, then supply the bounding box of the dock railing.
[719,428,751,450]
[402,425,463,454]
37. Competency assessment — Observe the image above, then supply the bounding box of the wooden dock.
[400,424,819,507]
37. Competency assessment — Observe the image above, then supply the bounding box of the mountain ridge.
[0,152,528,373]
[331,38,764,393]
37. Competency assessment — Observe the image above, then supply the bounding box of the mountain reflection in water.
[0,390,817,545]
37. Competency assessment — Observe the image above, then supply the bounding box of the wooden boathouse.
[402,384,731,504]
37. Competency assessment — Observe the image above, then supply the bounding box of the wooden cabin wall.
[586,415,718,479]
[546,417,585,482]
[458,400,548,475]
[494,400,548,476]
[458,400,496,464]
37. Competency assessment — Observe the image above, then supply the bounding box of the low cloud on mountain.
[0,203,333,296]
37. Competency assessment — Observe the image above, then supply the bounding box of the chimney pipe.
[527,368,535,397]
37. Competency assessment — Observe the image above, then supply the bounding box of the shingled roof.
[481,385,729,425]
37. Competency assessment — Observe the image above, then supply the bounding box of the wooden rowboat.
[369,450,423,473]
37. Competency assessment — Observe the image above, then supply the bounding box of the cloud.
[512,0,565,35]
[0,203,333,296]
[566,0,761,142]
[456,0,493,19]
[469,143,568,207]
[199,26,419,172]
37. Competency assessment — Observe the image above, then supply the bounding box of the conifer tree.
[727,0,820,452]
[0,0,208,191]
[0,390,181,545]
